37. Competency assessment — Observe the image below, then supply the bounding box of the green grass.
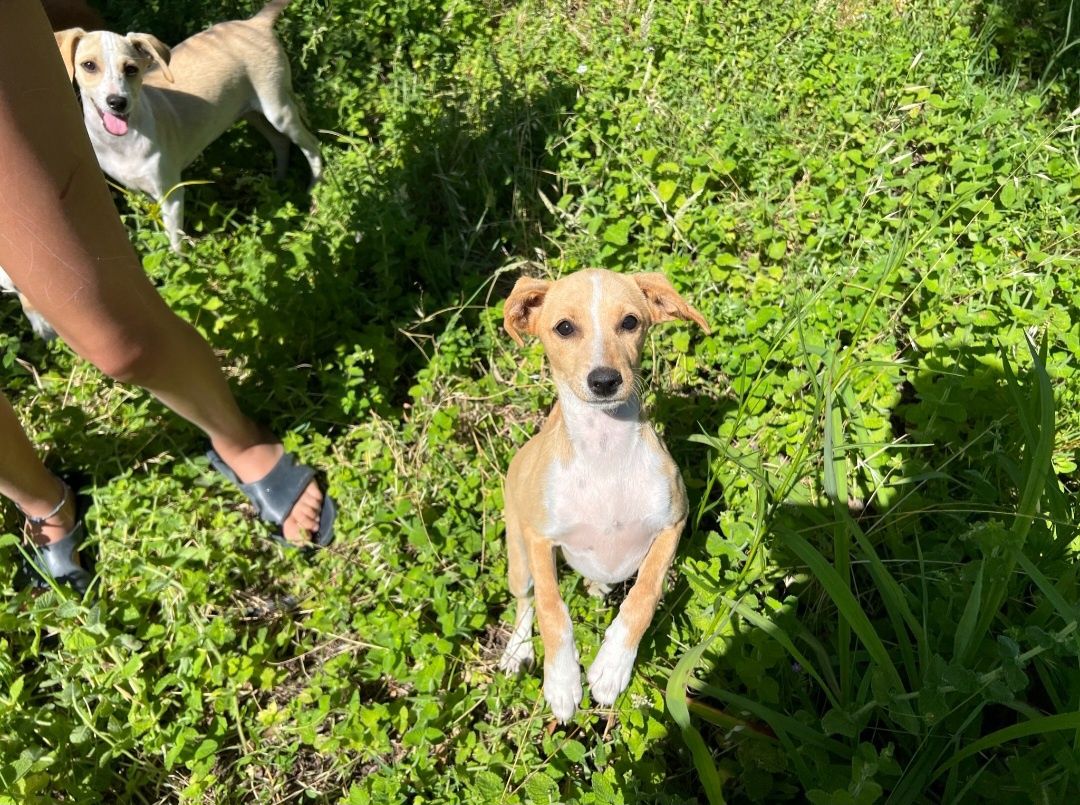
[3,0,1080,801]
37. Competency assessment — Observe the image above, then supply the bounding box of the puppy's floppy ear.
[127,33,173,83]
[632,273,710,332]
[504,277,551,346]
[53,28,86,81]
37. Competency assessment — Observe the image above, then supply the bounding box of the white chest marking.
[544,397,672,584]
[85,106,164,197]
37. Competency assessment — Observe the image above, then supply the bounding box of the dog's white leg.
[585,579,612,599]
[498,600,535,673]
[587,615,637,706]
[257,93,322,188]
[526,533,582,722]
[159,185,186,253]
[500,511,536,673]
[544,623,582,722]
[587,521,683,707]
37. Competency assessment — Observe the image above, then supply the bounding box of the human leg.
[0,392,77,547]
[0,0,325,544]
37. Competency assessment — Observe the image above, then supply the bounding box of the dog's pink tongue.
[103,112,128,136]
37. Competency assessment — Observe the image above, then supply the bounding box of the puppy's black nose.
[587,367,622,397]
[106,94,128,113]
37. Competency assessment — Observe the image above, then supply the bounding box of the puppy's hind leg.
[584,579,612,599]
[244,111,291,182]
[498,504,535,674]
[254,89,322,189]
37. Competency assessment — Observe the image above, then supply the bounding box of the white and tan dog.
[55,0,322,252]
[498,269,709,722]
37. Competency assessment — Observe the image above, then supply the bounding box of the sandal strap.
[17,480,69,525]
[26,520,92,595]
[31,527,85,578]
[207,449,315,527]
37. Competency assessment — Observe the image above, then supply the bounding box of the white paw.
[543,639,582,722]
[544,668,583,722]
[25,308,57,341]
[587,621,637,706]
[498,637,535,674]
[499,602,535,674]
[585,579,612,599]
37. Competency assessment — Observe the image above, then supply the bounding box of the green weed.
[2,0,1080,802]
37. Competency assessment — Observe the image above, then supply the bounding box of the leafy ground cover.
[3,0,1080,801]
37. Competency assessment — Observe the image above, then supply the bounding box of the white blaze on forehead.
[103,35,119,92]
[590,272,603,367]
[101,34,134,96]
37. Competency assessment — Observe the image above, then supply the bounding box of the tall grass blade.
[686,699,778,743]
[968,335,1055,659]
[689,679,843,789]
[931,712,1080,781]
[1015,551,1079,623]
[848,524,924,684]
[782,529,915,728]
[822,366,852,703]
[665,631,729,805]
[952,560,984,661]
[720,595,840,707]
[1000,335,1073,555]
[689,679,851,757]
[888,704,987,805]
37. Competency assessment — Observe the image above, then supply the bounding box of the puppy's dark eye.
[81,60,97,72]
[620,314,639,331]
[555,320,575,337]
[123,63,139,76]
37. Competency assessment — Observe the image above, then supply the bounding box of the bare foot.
[22,480,78,548]
[211,440,324,546]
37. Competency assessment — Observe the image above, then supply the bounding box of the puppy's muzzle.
[587,367,622,398]
[106,94,129,113]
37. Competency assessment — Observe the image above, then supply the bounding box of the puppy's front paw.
[498,636,535,674]
[543,640,582,722]
[587,620,637,706]
[544,669,583,723]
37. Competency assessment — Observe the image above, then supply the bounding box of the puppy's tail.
[252,0,292,26]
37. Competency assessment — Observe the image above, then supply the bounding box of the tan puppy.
[54,0,322,252]
[498,269,709,722]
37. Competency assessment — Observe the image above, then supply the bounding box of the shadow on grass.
[975,0,1080,104]
[7,57,575,485]
[663,349,1080,802]
[0,19,583,800]
[0,0,571,480]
